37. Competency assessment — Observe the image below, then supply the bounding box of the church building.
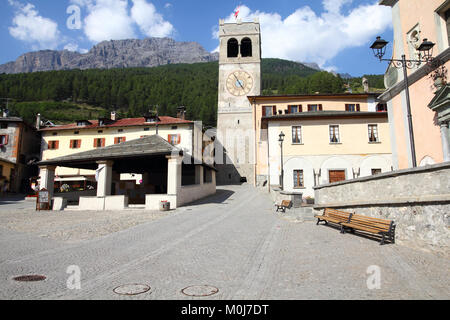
[215,19,394,198]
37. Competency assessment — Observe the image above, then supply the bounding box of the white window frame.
[329,125,340,144]
[368,124,380,143]
[293,170,304,188]
[292,126,303,144]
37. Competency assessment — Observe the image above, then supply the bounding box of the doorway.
[328,170,346,183]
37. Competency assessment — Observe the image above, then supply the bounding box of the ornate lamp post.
[279,132,285,190]
[370,36,436,168]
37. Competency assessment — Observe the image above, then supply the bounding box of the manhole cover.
[113,284,151,296]
[13,275,46,282]
[181,285,219,297]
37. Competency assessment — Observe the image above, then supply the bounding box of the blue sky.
[0,0,394,76]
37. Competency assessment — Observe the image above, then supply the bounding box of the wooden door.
[329,170,346,183]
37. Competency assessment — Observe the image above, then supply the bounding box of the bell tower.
[216,18,262,185]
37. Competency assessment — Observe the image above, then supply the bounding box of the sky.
[0,0,395,77]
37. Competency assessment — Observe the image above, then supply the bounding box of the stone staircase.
[277,206,316,223]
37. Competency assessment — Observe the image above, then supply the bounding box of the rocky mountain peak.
[0,37,219,74]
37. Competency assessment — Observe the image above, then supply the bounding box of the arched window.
[227,38,239,58]
[241,38,252,57]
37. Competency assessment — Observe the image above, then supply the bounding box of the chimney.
[177,106,186,120]
[36,113,41,129]
[362,77,369,93]
[111,111,117,121]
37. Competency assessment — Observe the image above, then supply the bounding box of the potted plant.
[304,196,315,205]
[429,64,447,90]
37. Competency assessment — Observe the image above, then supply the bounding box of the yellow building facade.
[249,94,393,198]
[40,114,203,190]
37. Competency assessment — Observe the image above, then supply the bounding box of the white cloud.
[215,1,392,69]
[64,43,79,52]
[71,0,173,43]
[131,0,174,38]
[80,0,136,42]
[8,1,61,50]
[63,43,88,53]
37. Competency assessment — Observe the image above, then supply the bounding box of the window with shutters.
[345,104,360,112]
[329,170,346,183]
[70,139,81,149]
[0,135,9,146]
[293,170,304,188]
[48,140,59,150]
[329,125,340,143]
[94,138,105,148]
[288,105,302,114]
[114,137,126,144]
[308,104,323,112]
[168,134,181,145]
[368,124,379,143]
[262,106,276,116]
[292,126,302,144]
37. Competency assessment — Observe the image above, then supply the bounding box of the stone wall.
[314,163,450,254]
[178,182,216,206]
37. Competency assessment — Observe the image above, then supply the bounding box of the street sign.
[36,188,51,211]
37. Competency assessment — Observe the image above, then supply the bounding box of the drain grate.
[181,285,219,297]
[113,284,151,296]
[13,275,46,282]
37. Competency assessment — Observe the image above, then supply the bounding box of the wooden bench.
[315,208,352,226]
[275,200,292,213]
[340,214,396,245]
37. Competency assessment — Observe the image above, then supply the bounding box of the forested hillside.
[0,59,382,127]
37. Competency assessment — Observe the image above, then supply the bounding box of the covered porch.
[37,135,217,211]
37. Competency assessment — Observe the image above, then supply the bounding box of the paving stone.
[0,185,448,299]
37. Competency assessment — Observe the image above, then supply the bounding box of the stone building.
[38,111,217,209]
[216,18,262,185]
[0,115,40,194]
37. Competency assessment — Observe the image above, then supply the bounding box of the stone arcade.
[38,135,217,211]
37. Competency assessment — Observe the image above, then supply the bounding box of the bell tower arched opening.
[241,38,252,57]
[227,38,239,58]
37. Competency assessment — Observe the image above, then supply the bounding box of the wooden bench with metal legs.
[340,214,396,245]
[314,208,353,226]
[275,200,292,213]
[315,208,396,245]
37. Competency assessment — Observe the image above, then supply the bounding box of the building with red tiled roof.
[39,110,204,203]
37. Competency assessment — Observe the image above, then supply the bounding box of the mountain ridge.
[0,38,219,74]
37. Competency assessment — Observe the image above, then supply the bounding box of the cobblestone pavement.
[0,185,448,300]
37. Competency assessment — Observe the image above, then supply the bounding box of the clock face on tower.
[226,70,254,96]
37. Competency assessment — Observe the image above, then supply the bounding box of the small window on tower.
[241,38,252,57]
[227,38,239,58]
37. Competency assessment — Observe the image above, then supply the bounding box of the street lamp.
[279,131,285,190]
[370,36,436,168]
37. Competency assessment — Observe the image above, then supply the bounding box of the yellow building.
[248,94,393,198]
[39,111,205,202]
[0,116,41,194]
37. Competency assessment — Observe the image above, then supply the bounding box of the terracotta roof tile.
[40,116,192,131]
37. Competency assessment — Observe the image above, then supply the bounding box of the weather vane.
[234,4,241,19]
